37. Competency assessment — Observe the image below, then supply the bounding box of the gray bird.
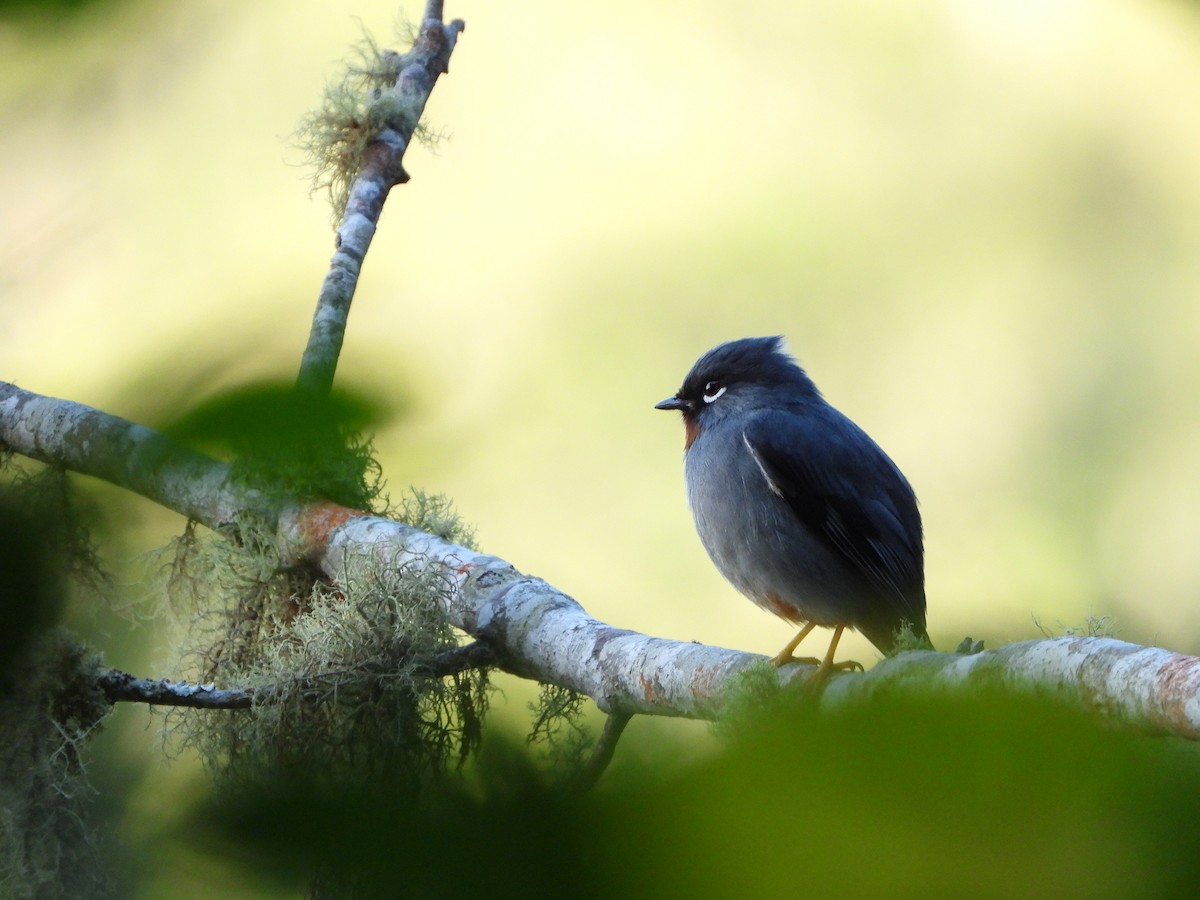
[656,336,927,678]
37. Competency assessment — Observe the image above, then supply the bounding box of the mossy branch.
[296,1,466,396]
[96,643,495,711]
[7,381,1200,739]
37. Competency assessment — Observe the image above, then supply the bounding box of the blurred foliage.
[0,631,113,900]
[0,0,112,20]
[0,469,68,674]
[176,688,1200,898]
[0,471,115,898]
[161,380,390,511]
[0,464,108,676]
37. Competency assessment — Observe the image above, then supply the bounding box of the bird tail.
[861,618,932,656]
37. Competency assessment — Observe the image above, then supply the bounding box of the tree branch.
[0,381,249,532]
[97,670,254,710]
[299,507,1200,735]
[296,1,466,395]
[822,635,1200,739]
[6,390,1200,738]
[95,643,495,711]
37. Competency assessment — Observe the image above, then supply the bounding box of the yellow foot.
[769,653,821,668]
[770,655,864,675]
[823,658,865,674]
[768,652,864,672]
[803,657,864,694]
[768,628,864,676]
[770,625,863,689]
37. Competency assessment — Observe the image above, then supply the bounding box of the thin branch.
[414,640,497,678]
[96,643,495,711]
[296,3,466,395]
[98,670,254,710]
[575,712,632,792]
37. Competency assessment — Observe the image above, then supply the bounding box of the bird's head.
[655,336,819,448]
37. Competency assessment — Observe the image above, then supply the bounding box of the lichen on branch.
[295,12,461,225]
[160,489,488,792]
[296,31,414,220]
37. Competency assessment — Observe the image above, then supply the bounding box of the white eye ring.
[702,384,726,403]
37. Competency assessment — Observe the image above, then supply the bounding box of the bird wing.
[741,407,925,623]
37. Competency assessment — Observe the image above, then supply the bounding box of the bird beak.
[655,396,690,411]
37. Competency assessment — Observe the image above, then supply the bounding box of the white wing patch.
[742,433,785,498]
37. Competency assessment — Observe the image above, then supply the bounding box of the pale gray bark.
[823,634,1200,739]
[0,381,247,531]
[304,509,1200,735]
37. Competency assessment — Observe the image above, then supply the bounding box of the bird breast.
[683,421,866,627]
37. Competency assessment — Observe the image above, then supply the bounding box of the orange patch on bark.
[297,501,364,553]
[639,672,663,703]
[1153,653,1200,738]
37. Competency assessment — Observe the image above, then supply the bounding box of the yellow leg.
[816,625,864,676]
[769,621,818,667]
[771,623,865,685]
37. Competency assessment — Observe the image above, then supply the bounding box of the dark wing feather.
[742,407,926,639]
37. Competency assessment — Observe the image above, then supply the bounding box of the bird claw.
[827,659,865,673]
[769,653,821,668]
[770,653,865,694]
[783,657,865,674]
[769,624,863,677]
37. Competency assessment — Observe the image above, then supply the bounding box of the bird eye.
[703,381,727,403]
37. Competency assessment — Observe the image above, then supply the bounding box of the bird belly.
[685,447,871,629]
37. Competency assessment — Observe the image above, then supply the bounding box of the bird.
[655,336,928,681]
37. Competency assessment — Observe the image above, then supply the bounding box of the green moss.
[295,27,440,223]
[890,620,935,653]
[392,488,477,550]
[163,488,489,794]
[710,662,787,743]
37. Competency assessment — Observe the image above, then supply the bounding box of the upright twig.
[296,1,466,395]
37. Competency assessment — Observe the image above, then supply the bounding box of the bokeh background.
[4,0,1200,894]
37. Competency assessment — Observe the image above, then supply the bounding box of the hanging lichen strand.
[162,489,488,795]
